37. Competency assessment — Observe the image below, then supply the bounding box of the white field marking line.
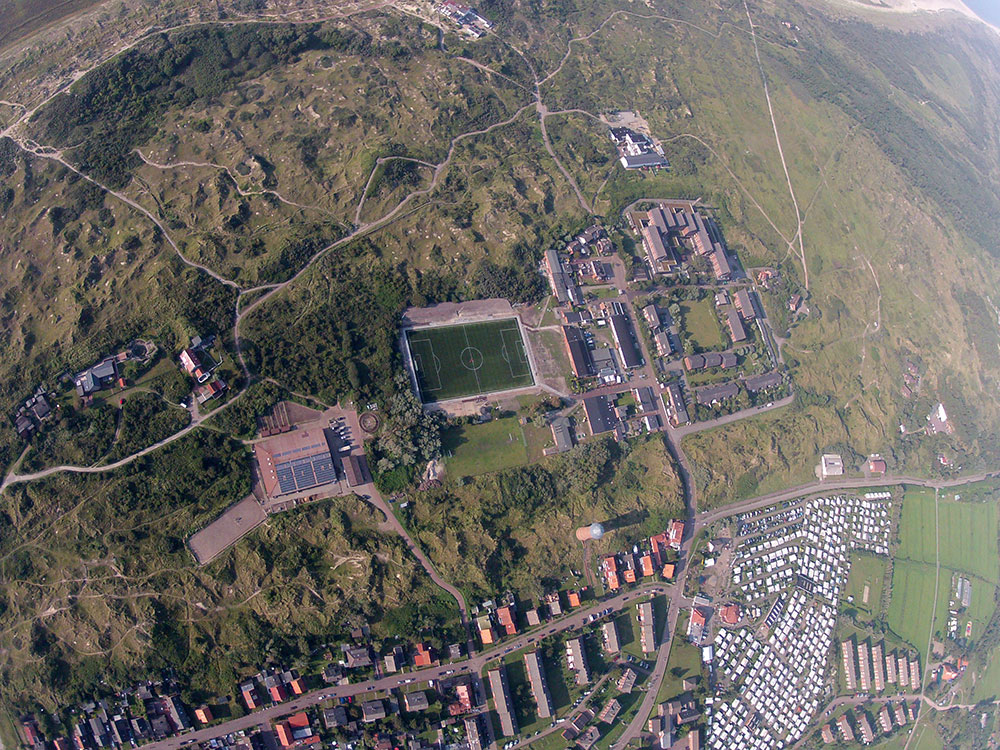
[499,331,515,377]
[500,326,531,380]
[461,324,483,394]
[409,337,443,392]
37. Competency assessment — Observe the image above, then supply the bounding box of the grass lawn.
[911,723,945,750]
[620,607,646,660]
[887,559,945,663]
[898,487,999,583]
[441,416,528,478]
[844,553,889,621]
[679,298,725,351]
[657,636,702,702]
[406,319,533,402]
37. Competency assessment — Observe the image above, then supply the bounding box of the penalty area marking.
[409,337,443,392]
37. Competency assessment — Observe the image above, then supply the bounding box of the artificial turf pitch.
[406,319,533,402]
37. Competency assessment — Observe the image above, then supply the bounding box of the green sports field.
[844,552,888,621]
[405,319,534,402]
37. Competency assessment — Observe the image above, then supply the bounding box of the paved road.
[138,584,671,750]
[669,393,794,439]
[695,470,1000,530]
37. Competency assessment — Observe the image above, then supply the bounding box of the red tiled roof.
[640,555,654,577]
[288,713,309,729]
[276,724,293,747]
[719,604,741,625]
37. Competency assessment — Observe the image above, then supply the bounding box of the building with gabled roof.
[725,309,746,342]
[609,314,643,369]
[858,713,874,744]
[639,601,656,653]
[524,651,554,718]
[412,642,434,667]
[497,606,518,636]
[404,692,430,712]
[734,289,756,319]
[562,326,593,377]
[362,700,386,723]
[837,715,854,742]
[566,637,591,685]
[602,620,620,654]
[488,667,518,736]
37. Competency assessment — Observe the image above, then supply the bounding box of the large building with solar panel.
[254,426,357,499]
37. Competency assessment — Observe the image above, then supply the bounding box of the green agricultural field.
[898,488,999,583]
[679,299,725,351]
[406,319,534,402]
[887,559,938,662]
[844,553,888,621]
[441,416,529,478]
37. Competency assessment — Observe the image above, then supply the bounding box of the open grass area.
[657,636,702,702]
[441,416,529,478]
[679,299,725,352]
[898,488,999,583]
[887,559,944,663]
[911,724,945,750]
[406,319,533,402]
[844,553,889,622]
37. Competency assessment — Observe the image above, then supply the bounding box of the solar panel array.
[274,452,337,495]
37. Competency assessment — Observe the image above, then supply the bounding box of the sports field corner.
[402,316,537,403]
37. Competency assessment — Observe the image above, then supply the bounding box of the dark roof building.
[726,309,747,342]
[322,706,348,729]
[609,314,643,369]
[685,352,736,371]
[550,416,574,453]
[345,646,373,668]
[635,386,658,415]
[487,666,518,737]
[362,700,386,723]
[743,372,782,392]
[403,692,430,712]
[583,396,618,435]
[562,326,593,377]
[524,651,554,719]
[695,382,740,406]
[684,354,705,371]
[665,383,690,426]
[621,152,669,169]
[734,289,756,319]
